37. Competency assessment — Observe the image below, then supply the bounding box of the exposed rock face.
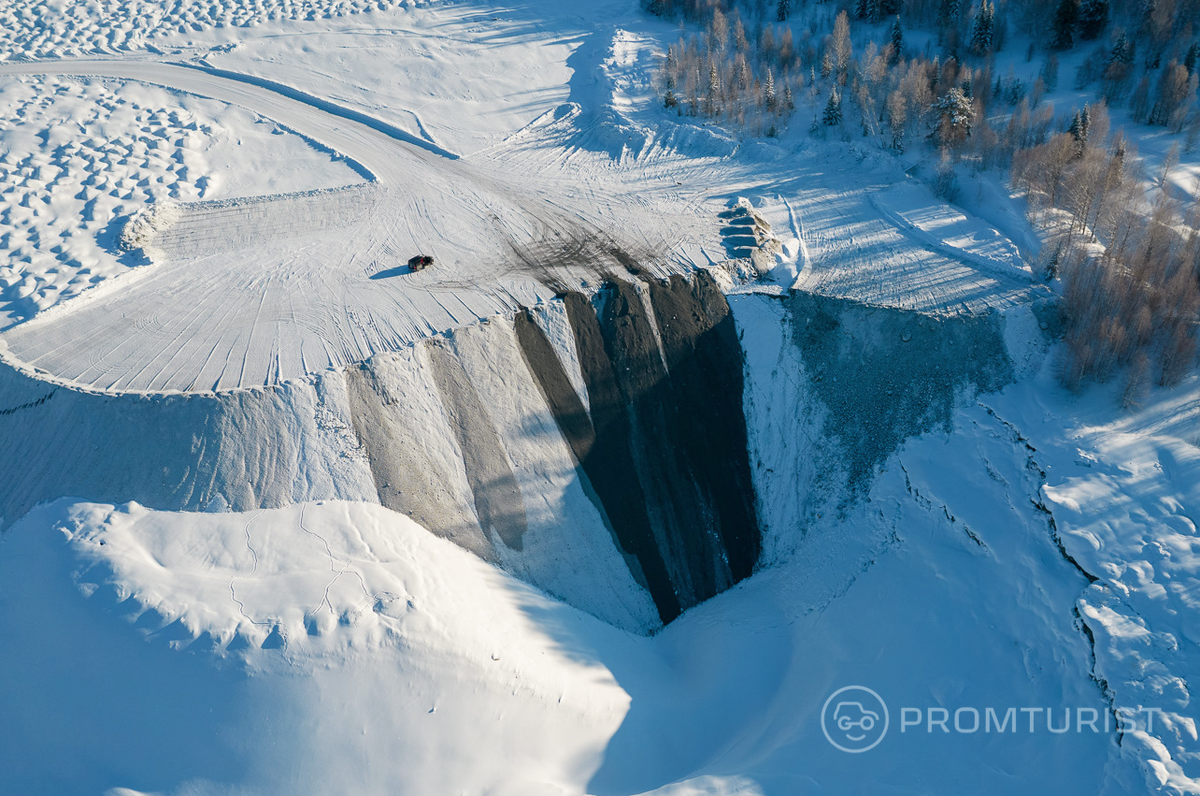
[0,269,1038,633]
[346,272,761,627]
[787,291,1016,494]
[514,275,760,623]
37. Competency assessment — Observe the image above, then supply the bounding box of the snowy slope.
[991,371,1200,794]
[0,499,636,796]
[0,73,358,327]
[0,383,1128,795]
[1,0,1197,793]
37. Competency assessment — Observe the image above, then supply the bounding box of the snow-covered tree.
[933,86,974,145]
[823,87,843,125]
[777,0,791,22]
[970,1,994,55]
[1067,108,1089,146]
[765,69,777,111]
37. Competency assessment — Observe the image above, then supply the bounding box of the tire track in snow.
[0,57,676,393]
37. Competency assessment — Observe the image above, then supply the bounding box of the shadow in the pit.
[502,561,796,796]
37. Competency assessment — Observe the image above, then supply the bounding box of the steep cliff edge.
[0,270,1046,633]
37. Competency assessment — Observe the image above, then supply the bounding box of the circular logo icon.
[821,685,889,753]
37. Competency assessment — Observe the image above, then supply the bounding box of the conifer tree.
[933,86,974,145]
[706,60,721,116]
[890,15,904,65]
[1185,43,1198,77]
[1050,0,1079,50]
[823,87,843,125]
[1109,33,1132,66]
[937,0,961,32]
[1077,0,1108,40]
[970,1,995,55]
[1068,109,1085,142]
[777,0,791,22]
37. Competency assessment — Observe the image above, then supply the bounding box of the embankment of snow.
[0,498,632,796]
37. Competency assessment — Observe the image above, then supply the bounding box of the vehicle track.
[0,57,668,392]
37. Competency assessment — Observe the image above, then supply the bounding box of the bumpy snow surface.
[2,0,1197,794]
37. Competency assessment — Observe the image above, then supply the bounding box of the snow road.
[0,51,1042,393]
[0,59,694,392]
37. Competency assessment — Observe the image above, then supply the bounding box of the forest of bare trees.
[646,0,1200,399]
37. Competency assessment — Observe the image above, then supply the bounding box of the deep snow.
[1,0,1199,793]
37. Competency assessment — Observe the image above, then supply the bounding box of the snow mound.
[1,498,634,796]
[62,499,599,655]
[119,200,181,258]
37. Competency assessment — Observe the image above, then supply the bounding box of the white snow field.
[0,0,435,61]
[0,0,1041,392]
[0,73,359,328]
[1,0,1197,794]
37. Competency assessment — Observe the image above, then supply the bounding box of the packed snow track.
[0,60,687,392]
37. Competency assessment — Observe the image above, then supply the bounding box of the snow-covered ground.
[0,0,435,61]
[0,74,358,327]
[11,332,1195,795]
[994,370,1200,793]
[1,0,1199,793]
[0,0,1044,392]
